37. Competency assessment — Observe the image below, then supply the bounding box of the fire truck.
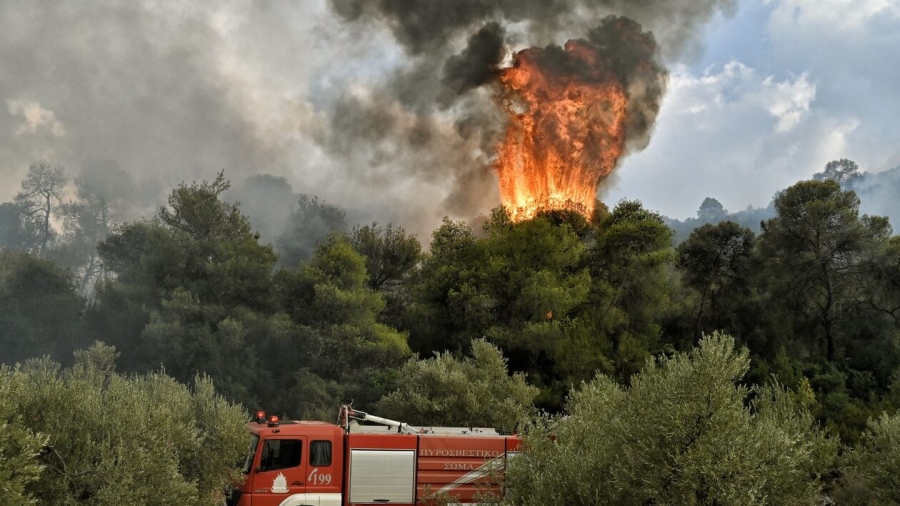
[227,406,520,506]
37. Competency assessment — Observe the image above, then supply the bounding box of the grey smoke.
[0,2,325,218]
[323,0,736,217]
[226,174,299,245]
[856,164,900,231]
[329,0,736,58]
[441,22,506,99]
[0,0,735,240]
[587,16,667,151]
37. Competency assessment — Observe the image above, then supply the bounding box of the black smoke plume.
[323,0,736,220]
[0,1,735,239]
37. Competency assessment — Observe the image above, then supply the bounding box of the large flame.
[496,39,628,221]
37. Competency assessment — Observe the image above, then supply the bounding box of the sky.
[1,0,898,237]
[604,0,900,217]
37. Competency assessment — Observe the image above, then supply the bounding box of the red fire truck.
[227,406,520,506]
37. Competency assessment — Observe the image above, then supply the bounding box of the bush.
[2,342,248,506]
[377,339,538,433]
[842,412,900,504]
[504,332,836,505]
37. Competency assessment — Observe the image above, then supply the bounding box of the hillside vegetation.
[3,161,900,503]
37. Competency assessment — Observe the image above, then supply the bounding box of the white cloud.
[1,0,897,233]
[668,62,815,133]
[606,62,828,218]
[768,0,899,34]
[604,0,900,220]
[764,0,900,172]
[762,73,815,132]
[7,99,67,138]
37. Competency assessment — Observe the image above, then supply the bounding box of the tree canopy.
[4,159,900,501]
[504,332,836,506]
[1,343,247,505]
[377,339,538,434]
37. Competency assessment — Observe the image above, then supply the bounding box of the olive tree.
[0,369,47,505]
[504,332,836,505]
[5,343,248,506]
[377,339,538,434]
[843,412,900,504]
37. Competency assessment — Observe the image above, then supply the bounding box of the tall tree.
[0,250,85,364]
[588,200,677,378]
[56,161,134,295]
[91,172,277,404]
[813,158,863,189]
[403,218,486,355]
[349,222,422,292]
[14,161,68,256]
[155,171,277,310]
[349,222,423,329]
[273,234,411,413]
[677,221,755,339]
[276,194,347,268]
[479,210,594,408]
[696,197,728,224]
[757,180,890,360]
[404,210,601,410]
[855,235,900,327]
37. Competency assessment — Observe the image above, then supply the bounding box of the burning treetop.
[495,16,666,222]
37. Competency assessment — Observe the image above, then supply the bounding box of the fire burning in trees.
[494,17,666,222]
[497,40,627,221]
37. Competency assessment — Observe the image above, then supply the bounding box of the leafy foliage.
[14,160,67,256]
[504,332,836,506]
[377,339,538,433]
[0,370,47,505]
[2,343,247,506]
[0,250,86,364]
[842,412,900,504]
[276,194,347,268]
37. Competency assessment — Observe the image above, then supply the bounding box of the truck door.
[251,436,308,506]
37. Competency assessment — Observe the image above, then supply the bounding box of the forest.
[3,158,900,504]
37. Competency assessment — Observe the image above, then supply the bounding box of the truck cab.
[229,412,344,506]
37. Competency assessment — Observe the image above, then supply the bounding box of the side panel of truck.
[344,433,418,506]
[416,435,510,502]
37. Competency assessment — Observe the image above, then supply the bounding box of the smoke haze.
[1,0,736,237]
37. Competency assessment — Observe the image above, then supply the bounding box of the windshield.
[242,434,260,474]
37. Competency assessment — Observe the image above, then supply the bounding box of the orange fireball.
[496,39,628,222]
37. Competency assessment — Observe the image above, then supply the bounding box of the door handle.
[291,481,304,486]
